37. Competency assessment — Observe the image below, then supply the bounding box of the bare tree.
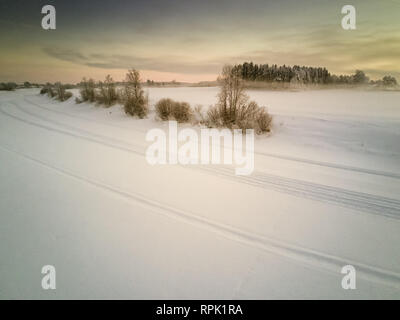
[207,65,272,134]
[96,75,118,107]
[217,65,248,126]
[55,82,72,101]
[79,77,95,102]
[123,69,148,118]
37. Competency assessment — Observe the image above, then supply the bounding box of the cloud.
[43,47,89,63]
[43,47,222,74]
[43,45,332,76]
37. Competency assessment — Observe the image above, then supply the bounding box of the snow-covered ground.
[1,87,400,299]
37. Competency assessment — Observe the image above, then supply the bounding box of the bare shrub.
[95,81,106,105]
[47,86,56,98]
[206,105,223,127]
[40,83,52,95]
[155,98,174,120]
[235,101,260,130]
[117,87,125,104]
[65,91,73,100]
[236,101,272,133]
[55,82,72,101]
[155,98,193,123]
[79,78,95,102]
[256,108,272,133]
[171,101,192,123]
[0,82,17,91]
[123,69,148,118]
[95,75,118,107]
[192,105,207,125]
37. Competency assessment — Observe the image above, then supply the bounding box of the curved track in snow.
[1,143,400,289]
[2,90,400,298]
[3,101,400,221]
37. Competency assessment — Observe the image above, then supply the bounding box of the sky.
[0,0,399,83]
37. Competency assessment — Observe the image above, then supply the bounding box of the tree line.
[0,81,74,91]
[233,62,398,86]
